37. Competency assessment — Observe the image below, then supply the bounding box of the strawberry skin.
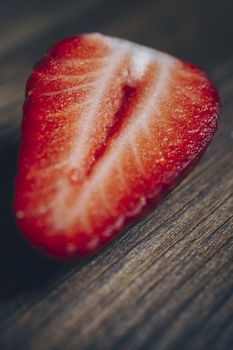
[14,33,220,260]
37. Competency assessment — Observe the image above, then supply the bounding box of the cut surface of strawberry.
[14,33,220,259]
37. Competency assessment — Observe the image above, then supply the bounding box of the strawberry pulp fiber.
[89,84,137,177]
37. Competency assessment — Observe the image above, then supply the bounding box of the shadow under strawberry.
[0,141,81,301]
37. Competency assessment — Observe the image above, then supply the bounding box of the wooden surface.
[0,0,233,349]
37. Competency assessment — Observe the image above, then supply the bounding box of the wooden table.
[1,0,233,349]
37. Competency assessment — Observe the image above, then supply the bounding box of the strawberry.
[14,33,220,260]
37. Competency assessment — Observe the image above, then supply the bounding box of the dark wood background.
[0,0,233,349]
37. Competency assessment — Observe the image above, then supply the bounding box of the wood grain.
[0,0,233,349]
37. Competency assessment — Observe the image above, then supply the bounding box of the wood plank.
[0,0,233,349]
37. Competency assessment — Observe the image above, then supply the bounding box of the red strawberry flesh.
[14,33,220,259]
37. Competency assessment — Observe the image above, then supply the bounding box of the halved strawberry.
[14,33,220,259]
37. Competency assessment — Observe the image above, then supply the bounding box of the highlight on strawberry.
[14,33,220,260]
